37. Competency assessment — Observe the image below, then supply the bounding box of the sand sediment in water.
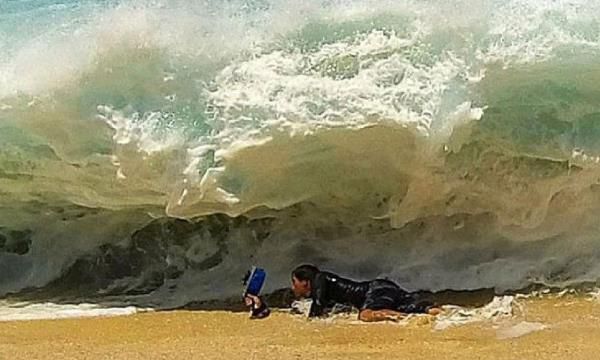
[1,296,600,360]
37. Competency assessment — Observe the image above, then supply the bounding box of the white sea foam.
[0,301,149,322]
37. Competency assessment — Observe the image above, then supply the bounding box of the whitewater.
[2,0,600,311]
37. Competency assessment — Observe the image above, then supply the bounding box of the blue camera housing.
[245,266,266,296]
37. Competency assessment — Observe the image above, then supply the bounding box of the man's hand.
[244,294,270,319]
[244,294,262,308]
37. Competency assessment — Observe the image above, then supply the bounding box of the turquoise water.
[2,0,600,306]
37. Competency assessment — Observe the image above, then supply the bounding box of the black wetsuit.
[308,271,431,317]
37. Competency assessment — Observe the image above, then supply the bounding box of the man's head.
[291,264,320,298]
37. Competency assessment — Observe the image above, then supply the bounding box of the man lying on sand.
[290,264,442,322]
[245,264,441,322]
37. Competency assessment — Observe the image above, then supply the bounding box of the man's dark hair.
[292,264,320,283]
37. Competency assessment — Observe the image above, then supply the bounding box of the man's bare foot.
[427,307,443,316]
[384,313,402,322]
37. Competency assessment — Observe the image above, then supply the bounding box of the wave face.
[3,0,600,306]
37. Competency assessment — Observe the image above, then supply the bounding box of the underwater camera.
[242,266,267,297]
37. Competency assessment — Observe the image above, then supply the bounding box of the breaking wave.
[3,0,600,307]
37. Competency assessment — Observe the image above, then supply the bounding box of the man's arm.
[308,274,327,318]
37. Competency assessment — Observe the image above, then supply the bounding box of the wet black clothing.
[308,271,430,317]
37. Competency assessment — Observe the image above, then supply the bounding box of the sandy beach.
[1,295,600,360]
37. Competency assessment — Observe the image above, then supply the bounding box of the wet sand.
[1,296,600,360]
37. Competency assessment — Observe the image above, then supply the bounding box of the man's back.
[308,271,370,316]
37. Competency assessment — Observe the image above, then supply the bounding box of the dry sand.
[1,295,600,360]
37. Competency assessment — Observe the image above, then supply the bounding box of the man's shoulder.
[317,271,340,281]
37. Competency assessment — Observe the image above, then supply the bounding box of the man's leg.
[358,308,403,322]
[397,300,443,315]
[360,280,403,322]
[368,280,444,317]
